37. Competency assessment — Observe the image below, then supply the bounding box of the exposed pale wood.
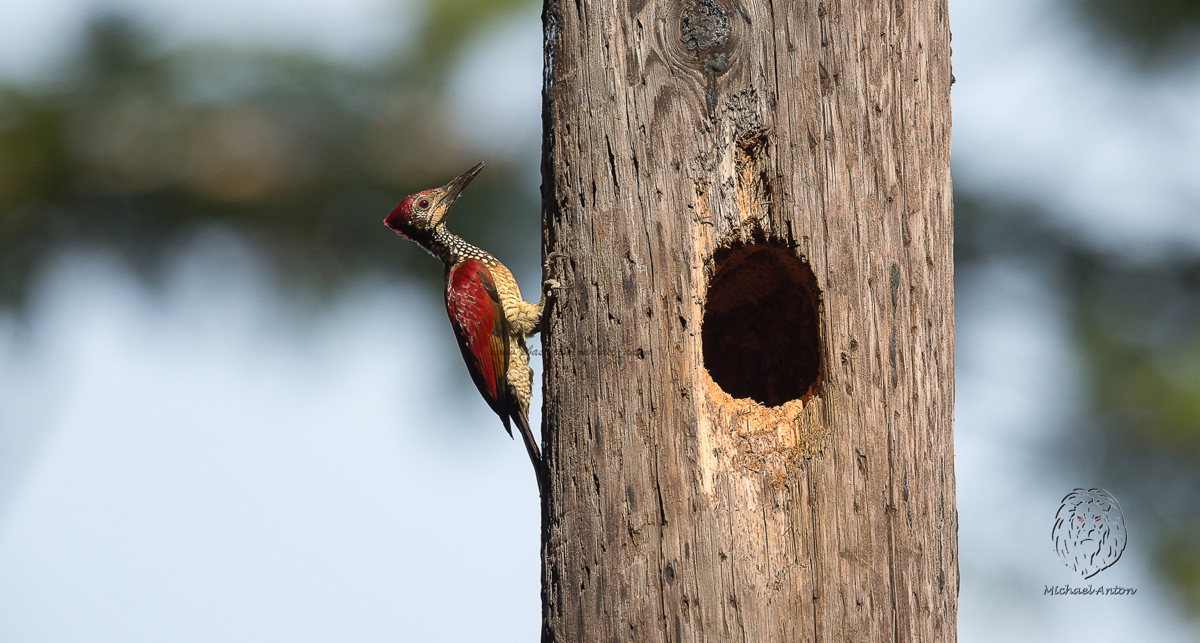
[538,0,956,640]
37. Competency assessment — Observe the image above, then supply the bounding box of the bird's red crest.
[385,190,439,239]
[384,194,417,239]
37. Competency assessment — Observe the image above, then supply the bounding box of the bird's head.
[385,162,485,240]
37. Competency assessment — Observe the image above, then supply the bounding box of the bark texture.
[539,0,955,640]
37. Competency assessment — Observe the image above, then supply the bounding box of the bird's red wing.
[445,259,511,419]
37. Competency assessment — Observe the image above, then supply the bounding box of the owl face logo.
[1052,488,1128,579]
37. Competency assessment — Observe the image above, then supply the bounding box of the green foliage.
[0,10,540,305]
[1079,262,1200,449]
[418,0,538,66]
[1158,531,1200,613]
[0,92,68,217]
[1074,0,1200,63]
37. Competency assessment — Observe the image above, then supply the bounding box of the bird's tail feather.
[512,411,546,496]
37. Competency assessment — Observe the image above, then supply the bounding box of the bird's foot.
[543,252,567,295]
[537,253,567,333]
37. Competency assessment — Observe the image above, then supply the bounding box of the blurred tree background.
[0,3,542,308]
[958,0,1200,617]
[1,0,1199,630]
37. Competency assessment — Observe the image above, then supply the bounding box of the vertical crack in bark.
[605,136,619,188]
[651,439,672,643]
[887,413,902,643]
[725,488,748,643]
[805,462,822,642]
[759,487,771,607]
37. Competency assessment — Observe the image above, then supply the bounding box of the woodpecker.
[384,162,557,493]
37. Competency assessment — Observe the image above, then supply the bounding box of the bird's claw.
[543,252,567,294]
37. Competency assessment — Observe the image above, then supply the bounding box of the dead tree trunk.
[538,0,955,640]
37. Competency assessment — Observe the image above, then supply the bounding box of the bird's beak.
[432,162,485,227]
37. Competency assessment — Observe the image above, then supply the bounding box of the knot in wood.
[681,0,730,52]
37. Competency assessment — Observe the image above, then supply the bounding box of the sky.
[0,0,415,79]
[0,234,544,642]
[1,0,1198,640]
[950,0,1200,256]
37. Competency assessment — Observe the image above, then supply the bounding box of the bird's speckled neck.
[417,225,497,267]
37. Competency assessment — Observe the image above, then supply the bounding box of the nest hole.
[702,243,821,407]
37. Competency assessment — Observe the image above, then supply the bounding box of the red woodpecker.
[384,162,557,492]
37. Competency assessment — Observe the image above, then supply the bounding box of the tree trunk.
[538,0,955,640]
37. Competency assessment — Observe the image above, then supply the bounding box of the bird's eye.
[417,198,431,210]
